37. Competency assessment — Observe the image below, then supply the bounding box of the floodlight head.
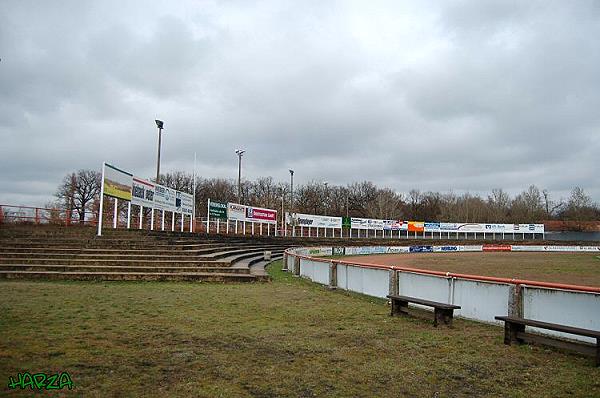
[155,119,164,129]
[235,149,245,156]
[289,169,294,175]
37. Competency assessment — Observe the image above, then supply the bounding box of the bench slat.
[387,294,461,310]
[495,316,600,339]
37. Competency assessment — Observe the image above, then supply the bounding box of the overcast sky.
[1,0,599,208]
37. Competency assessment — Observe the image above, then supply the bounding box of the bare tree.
[55,169,101,222]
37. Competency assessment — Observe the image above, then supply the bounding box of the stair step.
[0,271,262,282]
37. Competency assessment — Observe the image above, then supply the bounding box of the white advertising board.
[436,223,544,234]
[177,191,194,215]
[351,217,384,230]
[131,177,155,208]
[286,212,342,228]
[383,220,408,231]
[154,184,177,212]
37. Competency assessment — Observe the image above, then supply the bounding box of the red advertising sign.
[246,206,277,223]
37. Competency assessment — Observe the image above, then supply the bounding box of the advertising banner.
[409,245,433,253]
[209,201,228,219]
[351,217,384,230]
[408,221,424,232]
[246,206,277,224]
[440,223,545,234]
[342,217,351,228]
[440,222,459,231]
[482,245,512,252]
[227,203,246,221]
[424,222,441,232]
[177,191,194,215]
[103,163,133,200]
[383,220,407,231]
[287,212,342,228]
[131,177,155,207]
[154,184,177,212]
[433,246,459,252]
[228,203,277,224]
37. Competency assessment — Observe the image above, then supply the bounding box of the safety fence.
[283,244,600,343]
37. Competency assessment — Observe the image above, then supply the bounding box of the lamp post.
[322,181,329,215]
[235,149,245,203]
[289,169,294,212]
[289,169,294,237]
[155,119,164,183]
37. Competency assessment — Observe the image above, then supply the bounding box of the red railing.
[0,204,99,227]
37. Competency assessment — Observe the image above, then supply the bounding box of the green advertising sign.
[342,217,351,228]
[209,201,228,219]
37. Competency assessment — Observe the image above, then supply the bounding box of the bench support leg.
[596,338,599,367]
[434,308,454,327]
[503,322,525,345]
[390,299,408,316]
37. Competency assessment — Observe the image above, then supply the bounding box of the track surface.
[341,252,600,287]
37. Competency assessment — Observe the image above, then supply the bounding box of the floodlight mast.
[235,149,245,203]
[155,119,164,183]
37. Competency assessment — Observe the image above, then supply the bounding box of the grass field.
[341,252,600,287]
[1,263,599,397]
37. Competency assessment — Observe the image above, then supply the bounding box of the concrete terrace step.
[0,264,251,274]
[0,253,229,262]
[0,258,232,267]
[0,271,262,282]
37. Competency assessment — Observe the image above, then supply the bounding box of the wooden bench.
[495,316,600,366]
[387,294,461,327]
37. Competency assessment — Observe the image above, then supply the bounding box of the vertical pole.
[217,218,220,234]
[171,211,175,231]
[151,208,154,230]
[139,206,143,229]
[180,211,184,232]
[251,221,254,235]
[267,223,270,236]
[206,199,210,233]
[243,221,246,235]
[156,126,162,183]
[193,152,197,233]
[161,209,164,230]
[260,223,262,235]
[97,162,106,236]
[226,220,229,234]
[127,202,131,229]
[235,220,238,234]
[113,198,118,229]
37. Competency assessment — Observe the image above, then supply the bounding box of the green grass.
[1,263,598,397]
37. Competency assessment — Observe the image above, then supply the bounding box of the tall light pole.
[235,149,245,203]
[289,169,294,211]
[323,181,328,214]
[155,119,164,183]
[289,169,294,237]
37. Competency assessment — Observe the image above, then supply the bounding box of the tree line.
[51,169,600,223]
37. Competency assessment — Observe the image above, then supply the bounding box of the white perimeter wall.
[286,246,600,343]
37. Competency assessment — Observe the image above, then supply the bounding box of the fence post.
[328,261,338,290]
[388,269,399,296]
[282,252,289,272]
[293,256,300,276]
[508,284,524,318]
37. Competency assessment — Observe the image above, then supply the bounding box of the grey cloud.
[1,0,599,208]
